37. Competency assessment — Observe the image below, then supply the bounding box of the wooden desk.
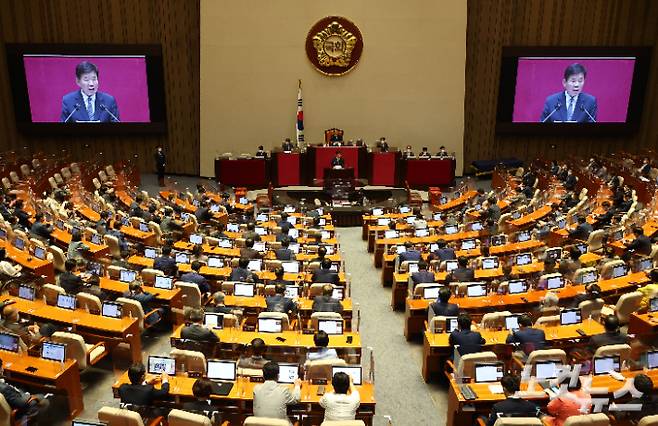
[0,350,83,418]
[50,228,109,259]
[0,296,142,363]
[112,372,376,424]
[629,312,658,336]
[422,321,604,382]
[509,205,553,228]
[120,225,157,246]
[0,241,55,283]
[434,190,478,212]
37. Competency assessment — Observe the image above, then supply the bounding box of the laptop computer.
[119,269,137,283]
[611,264,628,279]
[154,276,173,290]
[505,315,520,331]
[258,318,282,333]
[207,359,236,396]
[445,225,458,235]
[204,313,224,329]
[544,247,562,261]
[57,294,76,310]
[144,247,158,259]
[560,308,582,325]
[318,319,343,335]
[332,365,362,385]
[515,253,532,266]
[282,261,300,274]
[507,279,527,295]
[474,362,504,383]
[650,297,658,313]
[226,223,240,232]
[422,286,442,300]
[385,230,398,239]
[481,257,499,270]
[101,301,122,319]
[147,355,176,375]
[407,263,419,274]
[546,275,565,290]
[490,235,506,246]
[0,332,20,353]
[517,231,531,242]
[534,360,560,380]
[207,257,224,268]
[372,208,384,216]
[234,283,255,297]
[42,341,66,363]
[189,234,204,244]
[461,239,476,251]
[285,286,301,299]
[247,259,262,272]
[445,260,459,272]
[466,284,487,297]
[138,223,149,232]
[175,252,190,264]
[593,356,621,375]
[377,218,390,226]
[18,284,35,301]
[33,246,46,260]
[580,270,598,285]
[277,363,300,384]
[253,241,266,252]
[646,350,658,369]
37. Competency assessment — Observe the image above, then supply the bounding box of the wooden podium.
[324,167,355,180]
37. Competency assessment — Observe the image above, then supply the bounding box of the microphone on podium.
[541,103,561,123]
[580,105,596,123]
[100,104,121,122]
[63,103,81,123]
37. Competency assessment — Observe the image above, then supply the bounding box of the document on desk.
[488,384,504,394]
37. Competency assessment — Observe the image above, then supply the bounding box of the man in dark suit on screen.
[61,61,120,123]
[540,63,597,123]
[331,151,345,168]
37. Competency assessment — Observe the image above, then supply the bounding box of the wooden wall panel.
[465,0,658,169]
[0,0,199,175]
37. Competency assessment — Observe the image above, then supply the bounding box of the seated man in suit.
[240,238,262,260]
[0,359,50,423]
[505,314,546,358]
[282,138,294,152]
[66,230,90,262]
[447,256,475,282]
[275,237,294,261]
[539,63,597,123]
[154,245,178,276]
[61,61,120,123]
[277,213,294,233]
[558,248,581,280]
[411,261,435,289]
[312,258,339,285]
[179,261,210,294]
[123,281,162,326]
[571,283,601,309]
[270,266,294,287]
[429,287,459,318]
[593,201,614,229]
[311,246,328,264]
[242,222,261,242]
[255,145,267,158]
[418,147,432,158]
[229,257,259,283]
[626,226,652,256]
[238,338,269,370]
[59,259,86,295]
[485,374,539,426]
[206,291,235,315]
[615,374,658,420]
[398,242,422,263]
[29,213,53,240]
[182,379,223,425]
[276,227,297,243]
[181,308,219,343]
[449,313,485,356]
[306,331,338,362]
[589,315,628,350]
[265,283,298,316]
[0,306,41,346]
[118,363,169,407]
[312,284,343,314]
[429,240,456,262]
[253,362,301,422]
[331,151,345,168]
[568,216,593,241]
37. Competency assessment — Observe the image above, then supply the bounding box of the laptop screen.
[593,356,620,375]
[638,258,653,272]
[13,238,25,250]
[189,234,203,244]
[423,286,442,300]
[318,319,343,335]
[517,231,531,242]
[288,228,299,239]
[372,208,384,216]
[255,227,267,236]
[18,285,35,301]
[207,257,224,268]
[289,243,300,254]
[139,223,149,232]
[377,218,390,226]
[207,360,236,381]
[415,229,429,237]
[175,252,190,264]
[395,245,406,254]
[399,206,410,214]
[445,260,459,272]
[481,257,499,270]
[575,243,588,254]
[385,230,398,239]
[535,361,560,379]
[471,222,483,231]
[284,286,301,299]
[560,309,582,325]
[647,351,658,369]
[0,332,20,352]
[282,261,300,274]
[650,298,658,313]
[0,229,5,239]
[516,253,532,266]
[91,234,102,245]
[611,264,628,279]
[321,231,331,240]
[154,276,173,290]
[332,365,362,385]
[284,206,295,213]
[87,262,102,276]
[467,284,487,297]
[204,313,224,329]
[556,217,566,229]
[218,239,233,248]
[33,246,46,260]
[507,280,527,295]
[581,271,598,285]
[148,355,176,375]
[253,241,266,252]
[332,287,344,301]
[461,239,476,250]
[258,318,282,333]
[505,315,520,331]
[234,283,255,297]
[144,247,157,259]
[226,223,239,232]
[119,269,137,283]
[546,276,565,290]
[239,197,248,205]
[433,213,442,221]
[247,259,262,272]
[42,341,66,363]
[277,363,300,384]
[474,363,504,383]
[407,263,419,274]
[491,235,506,246]
[57,294,76,310]
[445,317,459,333]
[545,247,562,261]
[445,225,458,235]
[210,204,220,212]
[101,302,122,319]
[256,214,268,222]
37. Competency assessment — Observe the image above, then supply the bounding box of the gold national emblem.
[306,16,363,76]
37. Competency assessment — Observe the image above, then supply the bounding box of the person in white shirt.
[0,248,21,277]
[252,361,301,424]
[306,331,338,362]
[320,372,360,421]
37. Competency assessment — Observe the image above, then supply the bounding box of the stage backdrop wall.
[200,0,467,177]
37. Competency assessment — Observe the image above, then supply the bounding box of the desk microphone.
[541,103,561,123]
[580,105,596,123]
[63,103,81,123]
[100,104,121,122]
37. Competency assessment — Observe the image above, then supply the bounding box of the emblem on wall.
[306,16,363,76]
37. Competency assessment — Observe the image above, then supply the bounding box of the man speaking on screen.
[539,63,597,123]
[60,61,120,123]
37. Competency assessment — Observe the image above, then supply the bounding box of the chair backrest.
[175,282,202,309]
[107,265,125,280]
[104,234,122,258]
[43,283,65,305]
[141,268,164,285]
[148,221,163,240]
[243,417,290,426]
[534,315,560,327]
[321,421,366,426]
[48,245,67,272]
[305,358,347,382]
[593,344,631,367]
[8,171,19,184]
[70,162,81,174]
[600,260,626,280]
[578,298,604,321]
[493,419,543,426]
[587,230,606,251]
[480,311,512,330]
[77,292,102,313]
[310,311,342,330]
[52,331,87,369]
[48,177,58,190]
[615,291,643,324]
[117,297,146,330]
[0,393,10,426]
[456,351,498,379]
[54,173,64,185]
[563,413,610,426]
[526,349,567,374]
[168,409,212,426]
[413,283,441,297]
[1,177,11,190]
[170,348,207,374]
[61,167,72,180]
[573,267,597,284]
[638,415,658,426]
[310,283,334,298]
[98,406,145,426]
[257,312,290,331]
[92,178,102,190]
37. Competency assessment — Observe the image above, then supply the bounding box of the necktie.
[86,96,94,120]
[567,96,575,121]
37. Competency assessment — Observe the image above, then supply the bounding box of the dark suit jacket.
[282,142,294,151]
[30,222,53,239]
[506,327,546,353]
[432,248,456,261]
[14,209,30,229]
[154,152,166,171]
[447,267,475,282]
[275,248,294,261]
[569,222,592,240]
[179,272,210,294]
[449,329,485,356]
[265,295,297,315]
[240,247,261,260]
[118,382,170,406]
[229,267,258,283]
[331,157,345,167]
[486,397,539,426]
[399,250,422,262]
[411,271,435,287]
[627,235,652,255]
[181,324,219,342]
[0,380,31,412]
[182,400,221,422]
[61,90,119,122]
[540,92,597,123]
[312,295,343,313]
[429,301,459,317]
[312,269,339,284]
[564,174,578,190]
[154,256,178,276]
[59,272,85,295]
[589,331,628,350]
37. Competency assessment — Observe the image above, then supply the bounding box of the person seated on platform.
[306,331,338,362]
[402,145,414,159]
[0,358,50,424]
[119,363,170,408]
[311,246,328,264]
[108,220,130,254]
[277,212,294,233]
[505,314,546,358]
[154,245,178,276]
[0,248,21,277]
[429,287,459,318]
[66,230,89,262]
[13,200,31,230]
[485,374,539,426]
[568,216,593,241]
[626,226,652,256]
[270,266,294,287]
[589,315,628,350]
[240,238,262,260]
[312,258,339,285]
[398,241,421,263]
[190,244,208,265]
[194,199,213,223]
[437,145,449,157]
[265,283,298,316]
[242,222,261,242]
[411,260,435,289]
[447,256,475,283]
[331,151,345,168]
[429,239,456,262]
[229,257,259,283]
[29,213,53,241]
[275,237,294,261]
[320,372,360,422]
[0,306,41,346]
[614,374,658,420]
[182,379,223,425]
[378,137,389,152]
[544,375,592,426]
[558,248,581,279]
[255,145,267,158]
[312,284,343,314]
[418,147,432,158]
[253,361,301,424]
[206,291,235,315]
[123,281,162,326]
[181,308,219,343]
[180,261,210,294]
[571,283,601,309]
[238,338,269,370]
[59,259,87,295]
[449,313,485,356]
[282,138,294,152]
